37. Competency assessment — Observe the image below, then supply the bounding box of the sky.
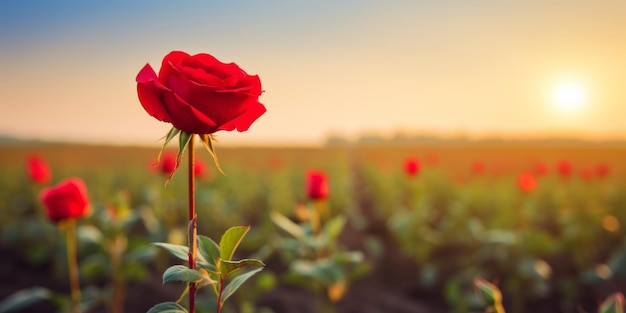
[1,1,626,146]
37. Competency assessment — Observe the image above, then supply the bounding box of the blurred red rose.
[404,157,420,176]
[194,158,207,178]
[306,170,329,200]
[472,161,486,175]
[579,168,595,182]
[160,153,177,175]
[136,51,266,134]
[39,178,90,222]
[595,163,610,179]
[533,162,549,177]
[556,160,572,178]
[517,172,537,193]
[26,155,51,184]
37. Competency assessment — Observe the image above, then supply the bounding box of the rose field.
[1,141,625,313]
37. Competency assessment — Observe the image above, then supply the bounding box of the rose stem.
[188,137,197,313]
[64,219,81,313]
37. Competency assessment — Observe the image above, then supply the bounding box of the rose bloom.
[160,152,177,175]
[517,172,537,193]
[194,158,207,178]
[595,163,610,179]
[404,157,420,176]
[533,162,550,177]
[306,170,329,200]
[472,161,486,175]
[26,155,51,184]
[136,51,266,134]
[39,178,90,222]
[556,160,572,178]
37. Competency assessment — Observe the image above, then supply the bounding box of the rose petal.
[159,89,218,134]
[136,64,173,122]
[217,100,267,132]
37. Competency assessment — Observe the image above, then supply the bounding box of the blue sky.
[2,1,626,145]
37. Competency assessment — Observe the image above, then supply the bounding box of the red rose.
[404,157,420,176]
[194,158,207,178]
[595,162,610,178]
[306,170,329,200]
[556,160,572,178]
[39,178,90,222]
[160,152,177,175]
[533,162,549,177]
[517,172,537,193]
[26,155,51,184]
[136,51,266,134]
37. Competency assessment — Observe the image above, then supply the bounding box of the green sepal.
[146,301,188,313]
[221,259,266,279]
[162,265,204,285]
[219,226,250,261]
[200,134,226,175]
[156,127,181,164]
[220,267,264,305]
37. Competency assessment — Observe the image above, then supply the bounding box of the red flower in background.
[27,155,51,184]
[39,178,90,222]
[517,172,537,193]
[306,170,329,200]
[556,160,572,178]
[595,163,610,179]
[404,157,420,176]
[159,153,177,175]
[579,168,595,182]
[472,161,486,175]
[136,51,266,135]
[194,158,207,178]
[534,162,550,177]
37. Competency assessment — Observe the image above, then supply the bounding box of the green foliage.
[151,226,264,312]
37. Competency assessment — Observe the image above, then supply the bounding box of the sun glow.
[553,81,586,113]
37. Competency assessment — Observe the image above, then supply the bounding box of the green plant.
[148,226,264,313]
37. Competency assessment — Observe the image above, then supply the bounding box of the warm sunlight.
[553,81,586,113]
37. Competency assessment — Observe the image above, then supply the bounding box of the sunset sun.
[553,81,586,113]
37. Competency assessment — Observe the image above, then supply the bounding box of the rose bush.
[39,178,90,222]
[136,50,266,135]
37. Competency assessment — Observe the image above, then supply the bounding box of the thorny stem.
[188,137,198,313]
[64,219,81,313]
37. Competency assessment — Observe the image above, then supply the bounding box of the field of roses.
[1,142,625,313]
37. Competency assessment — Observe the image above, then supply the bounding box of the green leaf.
[198,235,221,267]
[290,259,343,286]
[221,259,266,279]
[270,211,304,238]
[146,301,188,313]
[322,215,346,242]
[219,226,250,261]
[152,243,189,262]
[162,265,204,284]
[0,287,52,313]
[221,267,264,305]
[200,134,226,175]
